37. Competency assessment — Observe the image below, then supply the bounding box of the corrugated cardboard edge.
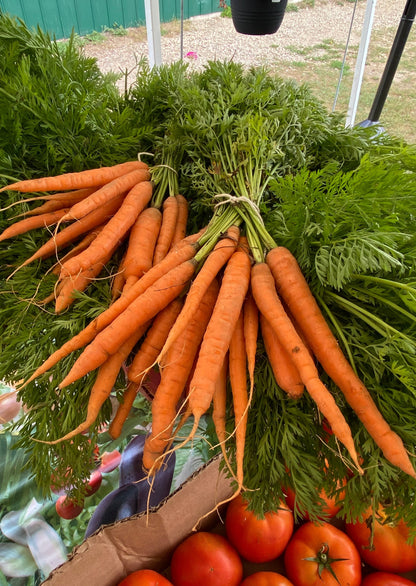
[43,456,233,586]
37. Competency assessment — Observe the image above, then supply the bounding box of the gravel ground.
[82,0,407,90]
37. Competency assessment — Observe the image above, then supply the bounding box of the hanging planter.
[230,0,288,35]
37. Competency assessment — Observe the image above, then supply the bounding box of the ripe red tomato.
[117,569,173,585]
[345,507,416,573]
[55,495,84,519]
[284,521,362,586]
[225,494,294,563]
[170,531,243,586]
[361,572,416,586]
[99,449,122,473]
[84,469,103,497]
[240,571,295,585]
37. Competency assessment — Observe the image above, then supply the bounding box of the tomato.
[170,531,243,586]
[225,494,294,563]
[117,569,173,586]
[284,521,362,586]
[345,507,416,573]
[240,571,295,585]
[98,449,122,473]
[361,572,416,586]
[284,480,346,521]
[55,495,84,519]
[84,469,103,497]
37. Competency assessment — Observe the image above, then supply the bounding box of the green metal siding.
[0,0,220,39]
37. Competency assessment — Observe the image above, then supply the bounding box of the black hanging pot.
[230,0,288,35]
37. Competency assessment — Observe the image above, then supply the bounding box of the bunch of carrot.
[2,158,415,503]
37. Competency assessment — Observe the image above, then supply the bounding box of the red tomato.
[170,531,243,586]
[117,569,173,586]
[361,572,416,586]
[225,494,294,563]
[284,521,362,586]
[98,449,122,473]
[84,469,103,497]
[240,571,295,585]
[55,495,84,519]
[345,507,416,573]
[284,479,346,521]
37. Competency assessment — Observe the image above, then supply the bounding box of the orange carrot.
[128,298,183,385]
[212,354,236,480]
[54,242,117,313]
[59,258,198,388]
[9,187,98,217]
[21,231,203,388]
[110,250,127,302]
[243,288,259,402]
[185,247,252,441]
[0,208,71,242]
[156,225,240,364]
[122,206,162,293]
[9,192,125,276]
[266,246,416,478]
[152,195,179,265]
[0,160,148,193]
[142,278,219,472]
[228,310,249,493]
[260,313,304,399]
[170,194,189,248]
[251,261,362,473]
[36,325,148,445]
[61,168,151,222]
[51,224,105,275]
[59,180,153,277]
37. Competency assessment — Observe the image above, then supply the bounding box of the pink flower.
[185,51,198,60]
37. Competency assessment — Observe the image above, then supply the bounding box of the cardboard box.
[43,457,234,586]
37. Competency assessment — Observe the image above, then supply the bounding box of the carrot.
[59,180,153,277]
[243,288,259,402]
[228,310,249,493]
[142,278,219,472]
[0,208,71,242]
[61,168,151,222]
[51,224,105,275]
[8,187,98,217]
[266,246,416,478]
[59,258,198,388]
[54,242,117,313]
[260,313,304,399]
[128,298,183,385]
[0,160,148,193]
[8,192,126,277]
[152,195,179,265]
[36,325,148,445]
[110,250,127,302]
[109,299,184,438]
[185,246,252,442]
[20,231,203,388]
[251,261,362,473]
[156,225,240,364]
[212,354,236,480]
[170,194,189,248]
[121,206,162,293]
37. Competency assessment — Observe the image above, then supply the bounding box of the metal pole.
[366,0,416,123]
[144,0,162,68]
[345,0,377,127]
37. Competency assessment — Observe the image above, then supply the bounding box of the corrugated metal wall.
[0,0,220,39]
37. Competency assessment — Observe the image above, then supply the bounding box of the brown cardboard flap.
[43,457,233,586]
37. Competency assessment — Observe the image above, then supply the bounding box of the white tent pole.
[144,0,162,68]
[345,0,377,127]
